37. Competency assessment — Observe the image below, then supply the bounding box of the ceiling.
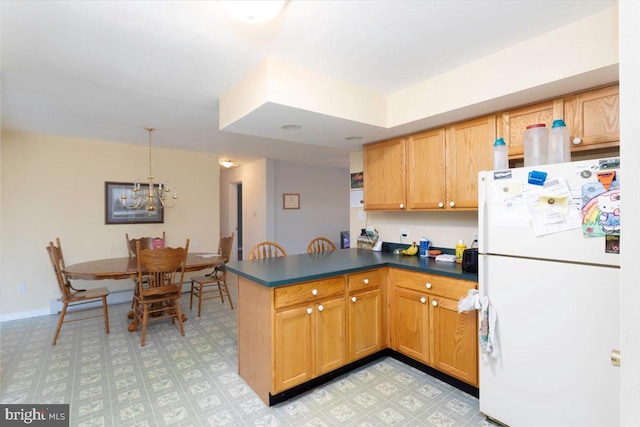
[0,1,616,169]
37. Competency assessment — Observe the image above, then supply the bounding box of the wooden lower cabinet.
[348,288,382,361]
[430,295,478,386]
[393,288,430,364]
[273,296,346,393]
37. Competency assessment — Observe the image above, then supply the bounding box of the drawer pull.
[318,305,324,312]
[363,279,369,285]
[420,297,426,304]
[432,300,438,307]
[438,202,444,208]
[425,282,432,289]
[449,201,455,208]
[306,308,313,315]
[351,296,357,303]
[311,289,318,296]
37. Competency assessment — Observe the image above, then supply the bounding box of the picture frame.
[105,181,164,224]
[283,193,300,209]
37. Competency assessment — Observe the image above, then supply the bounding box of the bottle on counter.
[493,137,509,170]
[419,237,430,258]
[548,119,571,164]
[455,239,467,264]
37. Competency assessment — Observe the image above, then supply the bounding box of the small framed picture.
[283,193,300,209]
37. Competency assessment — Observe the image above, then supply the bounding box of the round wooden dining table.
[63,253,224,280]
[63,253,225,330]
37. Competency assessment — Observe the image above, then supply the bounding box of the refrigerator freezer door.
[479,254,620,427]
[478,159,620,267]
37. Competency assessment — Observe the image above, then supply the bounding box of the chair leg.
[222,282,234,310]
[52,302,68,345]
[217,282,225,303]
[141,304,149,346]
[174,301,185,336]
[102,296,110,334]
[197,283,203,317]
[189,280,195,310]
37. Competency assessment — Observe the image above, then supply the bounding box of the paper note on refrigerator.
[524,178,581,236]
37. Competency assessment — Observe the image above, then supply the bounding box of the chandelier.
[121,127,178,212]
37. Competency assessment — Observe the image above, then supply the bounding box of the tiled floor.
[1,277,493,426]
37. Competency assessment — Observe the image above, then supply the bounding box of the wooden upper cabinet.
[446,115,496,209]
[564,84,619,151]
[406,128,447,210]
[499,99,563,157]
[363,138,406,210]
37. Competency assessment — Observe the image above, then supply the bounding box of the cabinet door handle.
[399,203,404,209]
[573,137,582,145]
[425,282,432,289]
[432,300,438,307]
[363,278,369,285]
[449,201,455,208]
[351,296,357,303]
[438,202,444,208]
[311,289,318,296]
[306,307,313,315]
[317,304,324,312]
[420,297,426,304]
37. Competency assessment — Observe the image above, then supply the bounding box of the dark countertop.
[226,248,478,288]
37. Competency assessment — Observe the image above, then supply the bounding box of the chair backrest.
[307,237,336,254]
[126,231,165,258]
[46,238,72,301]
[248,241,287,260]
[136,239,189,299]
[218,232,235,262]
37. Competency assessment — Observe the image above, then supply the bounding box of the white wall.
[0,131,220,320]
[274,161,349,254]
[220,159,349,257]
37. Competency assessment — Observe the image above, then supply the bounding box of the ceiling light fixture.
[220,0,286,24]
[281,124,301,130]
[120,127,177,213]
[219,160,234,168]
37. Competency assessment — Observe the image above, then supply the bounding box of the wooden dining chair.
[307,237,337,253]
[247,241,287,260]
[131,239,189,346]
[190,232,235,316]
[46,238,110,345]
[125,232,165,313]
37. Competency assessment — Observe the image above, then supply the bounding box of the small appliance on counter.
[461,248,478,273]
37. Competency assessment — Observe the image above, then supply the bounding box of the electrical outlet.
[192,239,199,248]
[473,232,479,241]
[18,283,26,293]
[400,228,409,238]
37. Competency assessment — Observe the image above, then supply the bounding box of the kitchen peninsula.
[226,248,479,406]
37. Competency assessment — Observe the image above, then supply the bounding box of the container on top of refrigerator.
[548,119,571,164]
[524,123,548,167]
[493,138,509,170]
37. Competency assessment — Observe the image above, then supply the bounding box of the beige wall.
[0,131,219,320]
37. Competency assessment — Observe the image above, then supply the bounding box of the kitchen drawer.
[393,269,476,300]
[348,269,381,293]
[274,277,345,310]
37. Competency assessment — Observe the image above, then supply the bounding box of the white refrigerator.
[478,158,620,427]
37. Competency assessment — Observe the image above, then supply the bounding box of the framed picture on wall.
[105,181,164,224]
[283,193,300,209]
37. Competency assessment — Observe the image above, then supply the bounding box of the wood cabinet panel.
[348,288,382,361]
[274,277,345,310]
[363,138,406,210]
[274,305,314,392]
[406,128,447,210]
[565,85,619,150]
[446,115,496,209]
[315,298,347,375]
[394,269,476,300]
[500,100,563,157]
[430,296,478,386]
[393,287,430,364]
[348,269,381,293]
